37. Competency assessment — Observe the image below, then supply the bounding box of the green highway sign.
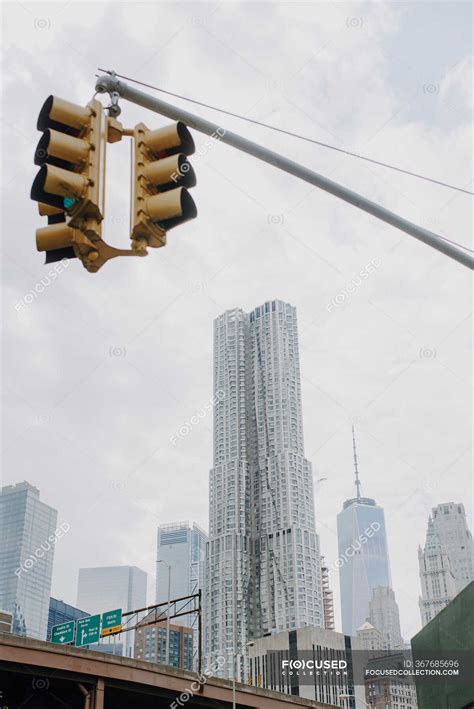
[76,614,101,647]
[101,608,122,637]
[51,620,75,645]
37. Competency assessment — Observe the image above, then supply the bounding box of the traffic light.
[31,95,107,266]
[31,97,199,273]
[131,121,197,251]
[32,95,106,223]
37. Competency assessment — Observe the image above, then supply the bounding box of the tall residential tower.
[204,301,323,678]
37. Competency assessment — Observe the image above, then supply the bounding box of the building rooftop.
[343,496,376,510]
[158,520,208,536]
[0,481,40,497]
[357,621,377,632]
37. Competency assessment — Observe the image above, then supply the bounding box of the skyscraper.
[204,300,323,678]
[156,521,208,668]
[77,565,147,657]
[0,482,58,640]
[418,516,457,627]
[156,521,208,604]
[368,586,404,650]
[337,430,392,637]
[431,502,473,594]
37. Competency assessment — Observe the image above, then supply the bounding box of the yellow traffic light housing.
[31,95,106,226]
[31,95,145,272]
[31,96,199,273]
[131,121,197,250]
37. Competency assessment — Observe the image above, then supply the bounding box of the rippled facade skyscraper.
[204,300,323,678]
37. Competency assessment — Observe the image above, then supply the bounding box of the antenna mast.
[352,425,361,500]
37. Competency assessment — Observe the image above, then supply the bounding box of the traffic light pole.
[95,74,473,269]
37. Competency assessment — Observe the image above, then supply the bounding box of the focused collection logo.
[282,659,348,674]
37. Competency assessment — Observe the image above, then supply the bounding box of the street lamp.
[233,641,254,709]
[157,559,172,666]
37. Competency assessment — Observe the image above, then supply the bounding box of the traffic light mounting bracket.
[68,116,151,272]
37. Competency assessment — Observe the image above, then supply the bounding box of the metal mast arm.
[95,74,473,269]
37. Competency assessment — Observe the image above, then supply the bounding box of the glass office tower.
[0,482,58,640]
[77,565,147,657]
[156,521,208,604]
[156,521,208,669]
[337,496,392,637]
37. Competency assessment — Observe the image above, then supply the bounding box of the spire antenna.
[352,425,361,499]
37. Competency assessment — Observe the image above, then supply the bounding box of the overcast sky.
[1,0,472,642]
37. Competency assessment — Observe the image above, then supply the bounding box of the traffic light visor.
[143,154,196,191]
[35,129,89,168]
[145,122,195,157]
[36,221,75,252]
[31,164,88,210]
[37,95,90,133]
[145,187,197,230]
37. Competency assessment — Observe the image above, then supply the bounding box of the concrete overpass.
[0,633,338,708]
